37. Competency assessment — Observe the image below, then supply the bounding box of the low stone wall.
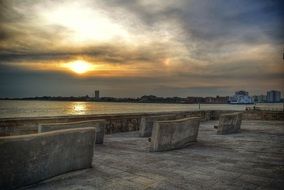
[139,114,179,137]
[0,127,95,190]
[150,117,200,152]
[243,110,284,120]
[0,114,141,136]
[217,112,242,135]
[0,111,208,137]
[0,110,283,136]
[39,120,106,144]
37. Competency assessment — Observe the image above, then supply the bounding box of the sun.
[66,60,94,74]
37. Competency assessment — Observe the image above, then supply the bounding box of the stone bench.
[38,119,106,144]
[149,117,200,152]
[139,114,185,137]
[0,127,96,190]
[216,112,242,135]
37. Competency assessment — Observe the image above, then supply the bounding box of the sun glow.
[65,60,94,74]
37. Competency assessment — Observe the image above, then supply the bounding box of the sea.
[0,100,282,118]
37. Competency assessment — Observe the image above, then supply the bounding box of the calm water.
[0,100,282,118]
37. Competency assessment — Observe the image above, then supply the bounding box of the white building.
[229,91,254,104]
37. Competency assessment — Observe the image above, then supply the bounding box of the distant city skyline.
[1,89,282,100]
[0,0,283,98]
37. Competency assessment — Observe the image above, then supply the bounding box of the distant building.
[267,90,281,103]
[94,90,100,100]
[229,90,254,104]
[253,95,267,103]
[237,90,248,96]
[140,95,158,102]
[215,96,229,104]
[204,96,229,104]
[186,97,203,104]
[204,97,214,103]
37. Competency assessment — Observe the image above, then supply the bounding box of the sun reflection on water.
[71,102,87,115]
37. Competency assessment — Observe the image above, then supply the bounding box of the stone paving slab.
[25,120,284,190]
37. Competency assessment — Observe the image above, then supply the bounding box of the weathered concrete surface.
[150,117,200,152]
[217,112,242,135]
[1,110,283,137]
[0,110,220,136]
[139,114,179,137]
[39,120,106,144]
[242,110,284,120]
[23,120,284,190]
[0,128,96,190]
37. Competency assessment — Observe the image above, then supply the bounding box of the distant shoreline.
[0,98,282,105]
[0,98,230,104]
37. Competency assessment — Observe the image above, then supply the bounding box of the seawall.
[0,110,283,136]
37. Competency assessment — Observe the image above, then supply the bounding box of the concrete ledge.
[0,125,38,136]
[39,120,106,144]
[0,127,96,190]
[1,110,282,137]
[150,117,200,152]
[139,114,180,137]
[217,112,242,135]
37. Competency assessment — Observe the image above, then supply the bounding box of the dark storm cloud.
[100,0,284,43]
[0,42,170,67]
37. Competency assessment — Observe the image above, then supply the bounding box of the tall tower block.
[95,90,100,100]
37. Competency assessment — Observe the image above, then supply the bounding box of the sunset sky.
[0,0,283,98]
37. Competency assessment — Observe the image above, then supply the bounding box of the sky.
[0,0,283,98]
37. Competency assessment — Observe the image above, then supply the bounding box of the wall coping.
[0,127,96,140]
[156,117,201,124]
[0,110,231,121]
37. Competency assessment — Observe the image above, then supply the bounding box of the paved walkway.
[26,120,284,190]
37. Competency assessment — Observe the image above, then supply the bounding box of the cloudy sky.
[0,0,283,98]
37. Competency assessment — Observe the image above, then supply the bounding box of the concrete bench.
[0,127,95,190]
[216,112,242,135]
[139,114,184,137]
[149,117,200,152]
[38,120,106,144]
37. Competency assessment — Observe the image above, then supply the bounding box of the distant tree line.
[0,95,231,104]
